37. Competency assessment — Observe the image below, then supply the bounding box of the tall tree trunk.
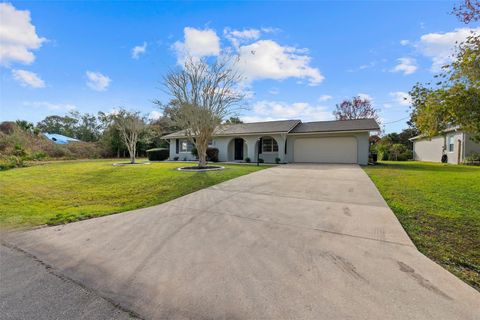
[198,146,207,167]
[196,133,208,168]
[130,142,136,164]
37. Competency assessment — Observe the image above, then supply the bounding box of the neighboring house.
[410,128,480,164]
[43,133,79,145]
[161,118,379,165]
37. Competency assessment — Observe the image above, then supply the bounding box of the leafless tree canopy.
[333,96,381,124]
[110,109,146,164]
[161,57,244,167]
[452,0,480,23]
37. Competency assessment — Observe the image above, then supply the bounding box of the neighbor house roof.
[289,118,380,134]
[161,118,379,139]
[409,126,461,141]
[43,133,79,144]
[161,119,301,139]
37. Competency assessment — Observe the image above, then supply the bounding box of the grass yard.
[364,161,480,291]
[0,160,269,230]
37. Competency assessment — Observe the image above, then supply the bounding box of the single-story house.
[43,133,79,144]
[410,128,480,164]
[161,118,380,165]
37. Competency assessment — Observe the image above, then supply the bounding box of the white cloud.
[400,39,410,46]
[418,27,480,71]
[172,26,323,86]
[131,42,147,59]
[86,71,111,91]
[23,101,76,111]
[224,28,261,47]
[318,94,332,102]
[173,27,220,63]
[236,40,324,86]
[12,69,45,88]
[391,57,417,75]
[0,2,45,65]
[148,110,162,120]
[242,100,332,122]
[390,91,412,106]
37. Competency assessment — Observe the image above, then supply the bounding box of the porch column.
[276,134,286,163]
[244,136,259,161]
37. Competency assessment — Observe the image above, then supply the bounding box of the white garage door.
[293,137,358,163]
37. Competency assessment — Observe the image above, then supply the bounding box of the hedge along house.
[161,118,380,165]
[410,127,480,164]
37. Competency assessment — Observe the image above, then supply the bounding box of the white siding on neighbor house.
[413,136,444,163]
[285,132,370,165]
[446,131,464,164]
[413,131,466,164]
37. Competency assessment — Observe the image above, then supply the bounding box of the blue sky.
[1,1,478,133]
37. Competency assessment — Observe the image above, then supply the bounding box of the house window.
[262,137,278,153]
[208,139,214,146]
[448,135,454,152]
[180,139,194,152]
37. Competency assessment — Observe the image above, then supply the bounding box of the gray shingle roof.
[161,120,301,139]
[289,119,380,134]
[161,118,379,139]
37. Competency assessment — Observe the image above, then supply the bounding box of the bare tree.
[333,96,381,124]
[452,0,480,23]
[110,109,146,164]
[159,57,244,168]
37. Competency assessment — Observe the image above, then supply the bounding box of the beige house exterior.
[411,128,480,164]
[162,119,379,165]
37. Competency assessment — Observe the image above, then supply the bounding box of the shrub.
[258,158,264,163]
[465,152,480,164]
[32,151,47,160]
[388,144,407,161]
[245,157,251,163]
[0,122,16,134]
[0,155,23,170]
[173,156,179,161]
[64,141,102,159]
[191,148,198,158]
[206,147,219,162]
[191,147,219,162]
[147,148,169,161]
[14,143,27,157]
[275,157,281,164]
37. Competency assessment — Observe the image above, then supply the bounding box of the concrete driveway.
[3,164,479,319]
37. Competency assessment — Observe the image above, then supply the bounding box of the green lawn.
[363,161,480,291]
[0,160,269,230]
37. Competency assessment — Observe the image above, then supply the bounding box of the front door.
[234,138,244,160]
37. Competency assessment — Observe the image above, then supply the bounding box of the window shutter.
[175,139,179,153]
[285,139,287,154]
[259,138,263,154]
